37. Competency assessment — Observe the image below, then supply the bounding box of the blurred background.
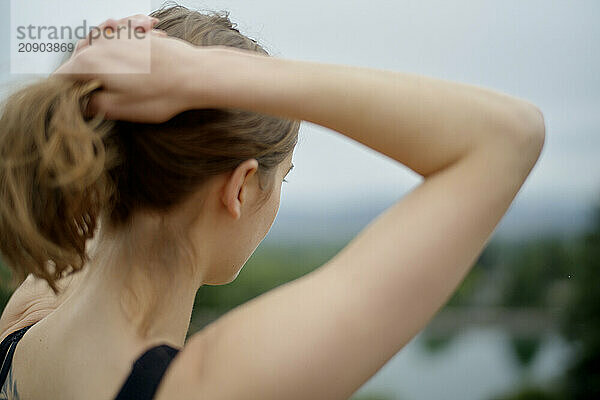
[1,0,598,399]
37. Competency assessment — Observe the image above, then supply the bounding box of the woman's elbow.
[505,101,546,165]
[523,102,546,152]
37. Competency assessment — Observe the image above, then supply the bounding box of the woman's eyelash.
[283,178,289,183]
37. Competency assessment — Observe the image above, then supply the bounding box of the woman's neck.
[50,227,204,349]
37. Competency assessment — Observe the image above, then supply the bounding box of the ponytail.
[0,77,116,292]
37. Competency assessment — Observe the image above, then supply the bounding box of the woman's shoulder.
[0,273,80,342]
[153,332,212,400]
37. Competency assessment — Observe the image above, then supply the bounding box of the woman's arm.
[57,36,544,399]
[156,48,545,400]
[194,47,544,178]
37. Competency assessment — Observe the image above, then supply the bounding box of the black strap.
[0,324,179,399]
[114,344,180,400]
[0,324,35,388]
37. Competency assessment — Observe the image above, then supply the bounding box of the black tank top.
[0,324,180,399]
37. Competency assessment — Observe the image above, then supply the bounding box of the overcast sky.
[171,0,600,214]
[1,1,598,233]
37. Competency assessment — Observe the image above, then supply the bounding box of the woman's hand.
[54,17,232,123]
[72,14,162,54]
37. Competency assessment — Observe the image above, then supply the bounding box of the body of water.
[353,327,571,400]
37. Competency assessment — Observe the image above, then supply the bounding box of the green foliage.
[509,337,542,367]
[491,201,600,399]
[489,386,562,400]
[476,239,507,270]
[502,236,573,308]
[558,203,600,398]
[446,264,483,306]
[488,236,575,371]
[351,391,396,400]
[421,334,455,354]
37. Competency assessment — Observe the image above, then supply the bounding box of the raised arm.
[155,47,544,400]
[198,47,543,178]
[58,37,544,399]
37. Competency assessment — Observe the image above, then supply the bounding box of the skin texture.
[1,14,544,400]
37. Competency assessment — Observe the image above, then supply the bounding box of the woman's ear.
[221,159,259,220]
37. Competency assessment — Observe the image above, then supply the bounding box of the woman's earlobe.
[229,190,242,220]
[232,202,242,220]
[221,179,243,220]
[222,158,258,220]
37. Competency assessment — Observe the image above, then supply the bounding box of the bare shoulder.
[153,333,212,400]
[0,272,81,342]
[152,268,349,400]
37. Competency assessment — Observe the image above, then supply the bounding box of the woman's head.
[0,4,299,330]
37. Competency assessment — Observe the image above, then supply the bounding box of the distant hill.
[266,196,595,245]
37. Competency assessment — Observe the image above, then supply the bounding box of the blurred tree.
[350,391,395,400]
[503,236,571,308]
[509,337,542,367]
[489,386,562,400]
[559,202,600,398]
[501,236,572,368]
[491,199,600,399]
[421,334,455,354]
[476,239,506,270]
[446,263,484,307]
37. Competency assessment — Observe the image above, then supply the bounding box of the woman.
[0,4,545,400]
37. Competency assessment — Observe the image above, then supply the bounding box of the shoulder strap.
[114,344,180,400]
[0,324,35,388]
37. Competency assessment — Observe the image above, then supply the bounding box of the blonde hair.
[0,3,299,336]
